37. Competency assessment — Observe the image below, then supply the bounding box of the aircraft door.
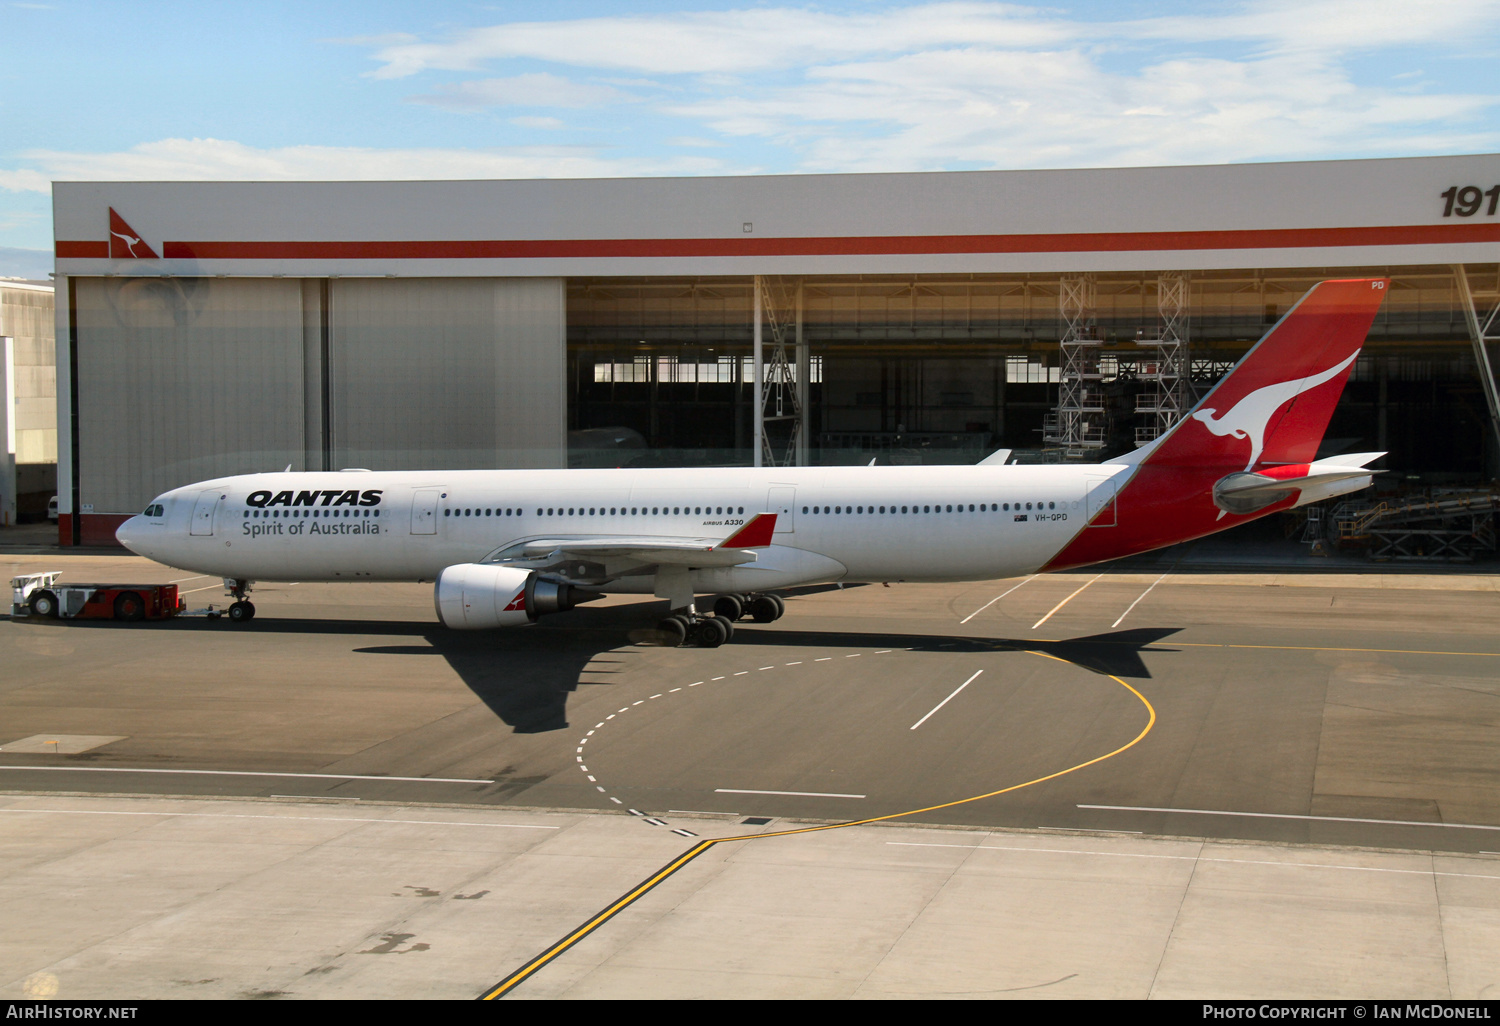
[766,486,796,533]
[189,491,222,536]
[1085,476,1118,527]
[411,488,444,535]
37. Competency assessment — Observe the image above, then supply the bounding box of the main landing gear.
[654,593,785,648]
[225,578,256,622]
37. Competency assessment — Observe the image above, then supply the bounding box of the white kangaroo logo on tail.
[1192,351,1359,472]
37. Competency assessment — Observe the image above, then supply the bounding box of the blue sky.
[3,0,1498,276]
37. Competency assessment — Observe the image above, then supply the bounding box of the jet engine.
[433,563,598,630]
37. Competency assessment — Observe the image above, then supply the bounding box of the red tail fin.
[1042,278,1388,571]
[1148,278,1389,471]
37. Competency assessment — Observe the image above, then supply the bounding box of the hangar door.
[329,278,567,472]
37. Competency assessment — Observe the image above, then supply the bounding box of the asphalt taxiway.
[4,549,1500,997]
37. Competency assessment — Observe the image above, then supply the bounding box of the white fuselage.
[116,464,1128,592]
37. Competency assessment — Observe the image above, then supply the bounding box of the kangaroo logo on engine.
[246,489,383,508]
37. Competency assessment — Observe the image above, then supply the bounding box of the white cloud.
[11,137,733,184]
[344,1,1500,172]
[362,3,1075,78]
[408,73,632,110]
[511,116,566,129]
[0,169,51,194]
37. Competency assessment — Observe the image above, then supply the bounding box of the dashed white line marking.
[650,694,663,699]
[609,797,622,804]
[875,650,892,654]
[910,670,984,731]
[670,688,682,693]
[845,653,861,658]
[734,671,749,676]
[669,810,740,816]
[760,666,774,671]
[632,700,645,706]
[712,676,726,681]
[786,661,802,665]
[587,776,596,782]
[815,657,832,662]
[671,828,698,837]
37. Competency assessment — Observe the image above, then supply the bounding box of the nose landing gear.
[225,578,256,622]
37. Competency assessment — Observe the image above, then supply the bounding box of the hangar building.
[51,154,1500,546]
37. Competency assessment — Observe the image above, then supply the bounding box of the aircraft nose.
[116,516,144,554]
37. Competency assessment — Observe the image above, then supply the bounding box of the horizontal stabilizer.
[1212,453,1384,515]
[976,448,1014,467]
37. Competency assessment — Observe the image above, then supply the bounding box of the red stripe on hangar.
[113,222,1500,260]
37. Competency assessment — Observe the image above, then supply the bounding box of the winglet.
[720,513,777,548]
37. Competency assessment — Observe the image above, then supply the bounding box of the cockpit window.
[143,503,165,517]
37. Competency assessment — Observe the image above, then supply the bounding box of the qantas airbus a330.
[114,278,1390,647]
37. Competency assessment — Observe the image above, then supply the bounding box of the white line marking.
[670,688,682,693]
[886,843,1500,880]
[712,676,726,681]
[1032,573,1104,629]
[1080,804,1500,832]
[734,671,749,676]
[846,653,860,658]
[960,576,1035,624]
[0,808,557,829]
[650,694,662,699]
[714,788,866,799]
[0,766,490,784]
[269,795,360,801]
[759,666,774,671]
[180,584,224,596]
[815,657,832,662]
[875,650,892,654]
[609,797,622,804]
[786,661,802,665]
[668,810,740,816]
[910,670,984,731]
[1111,570,1173,629]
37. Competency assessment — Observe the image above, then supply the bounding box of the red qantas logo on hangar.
[107,208,157,259]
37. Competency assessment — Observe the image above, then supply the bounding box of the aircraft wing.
[488,513,779,569]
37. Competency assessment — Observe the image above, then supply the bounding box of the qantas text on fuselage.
[114,279,1391,643]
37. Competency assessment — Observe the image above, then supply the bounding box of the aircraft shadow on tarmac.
[11,605,1180,735]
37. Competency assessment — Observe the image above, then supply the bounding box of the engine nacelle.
[433,563,596,630]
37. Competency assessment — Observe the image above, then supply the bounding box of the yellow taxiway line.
[481,649,1155,999]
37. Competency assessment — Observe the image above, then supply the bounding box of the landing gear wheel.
[113,591,146,622]
[748,595,780,623]
[711,614,735,641]
[228,600,256,623]
[766,594,785,619]
[656,616,687,647]
[712,594,744,621]
[29,589,58,618]
[697,617,729,648]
